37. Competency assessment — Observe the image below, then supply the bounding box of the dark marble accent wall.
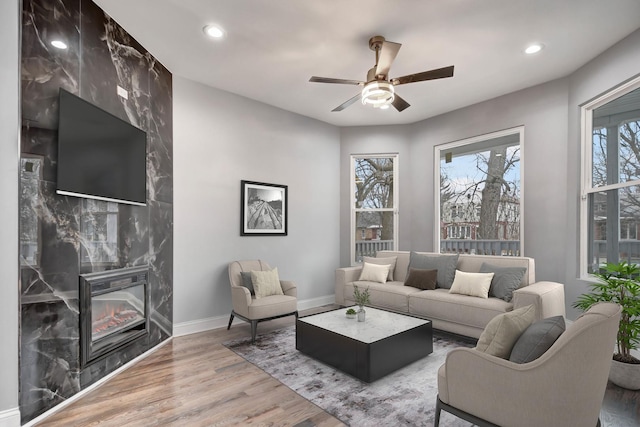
[19,0,173,423]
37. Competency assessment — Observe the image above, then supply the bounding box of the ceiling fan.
[309,35,454,112]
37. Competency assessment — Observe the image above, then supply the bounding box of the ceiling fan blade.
[310,76,364,85]
[332,93,361,112]
[375,41,401,78]
[392,94,410,112]
[393,65,455,86]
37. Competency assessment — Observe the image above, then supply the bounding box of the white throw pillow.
[251,268,284,299]
[358,262,391,284]
[362,256,397,281]
[449,270,494,298]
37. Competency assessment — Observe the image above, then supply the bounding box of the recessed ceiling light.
[51,40,68,49]
[524,43,544,55]
[203,24,225,39]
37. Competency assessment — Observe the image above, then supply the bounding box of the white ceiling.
[94,0,640,127]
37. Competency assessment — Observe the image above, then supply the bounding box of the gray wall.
[339,28,640,320]
[0,0,20,421]
[564,28,640,318]
[339,80,570,284]
[173,77,341,325]
[408,78,570,284]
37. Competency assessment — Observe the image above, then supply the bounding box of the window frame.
[434,127,525,254]
[579,75,640,278]
[350,153,399,266]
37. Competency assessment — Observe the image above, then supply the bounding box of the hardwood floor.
[34,305,640,426]
[36,306,345,427]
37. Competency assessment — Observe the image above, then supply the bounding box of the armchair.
[227,260,298,343]
[435,302,621,427]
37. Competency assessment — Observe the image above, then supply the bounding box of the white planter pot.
[609,359,640,390]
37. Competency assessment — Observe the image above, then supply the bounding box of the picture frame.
[241,180,288,236]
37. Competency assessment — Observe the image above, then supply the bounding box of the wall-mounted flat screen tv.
[56,88,147,206]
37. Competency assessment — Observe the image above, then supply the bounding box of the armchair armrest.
[513,281,565,321]
[230,285,251,317]
[335,266,363,305]
[441,347,547,426]
[280,280,297,297]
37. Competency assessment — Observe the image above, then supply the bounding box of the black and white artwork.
[241,181,288,236]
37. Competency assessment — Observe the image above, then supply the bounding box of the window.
[351,154,398,265]
[581,76,640,275]
[436,128,523,255]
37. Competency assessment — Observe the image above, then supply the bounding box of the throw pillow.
[449,270,494,298]
[407,252,459,289]
[251,268,284,299]
[363,256,398,281]
[239,271,255,295]
[479,263,527,302]
[358,262,391,284]
[509,316,565,363]
[476,305,536,359]
[404,268,438,290]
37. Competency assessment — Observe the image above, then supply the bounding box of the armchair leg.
[250,320,258,344]
[434,396,442,427]
[227,312,235,330]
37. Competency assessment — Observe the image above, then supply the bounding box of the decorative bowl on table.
[345,308,357,319]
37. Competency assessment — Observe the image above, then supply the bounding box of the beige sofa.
[335,251,566,339]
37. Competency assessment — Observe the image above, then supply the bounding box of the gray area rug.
[224,326,476,426]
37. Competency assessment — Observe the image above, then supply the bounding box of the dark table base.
[296,316,433,383]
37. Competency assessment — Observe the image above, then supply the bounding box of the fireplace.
[80,266,149,367]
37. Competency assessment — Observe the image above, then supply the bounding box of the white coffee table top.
[297,306,430,344]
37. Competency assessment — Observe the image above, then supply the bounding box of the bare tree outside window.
[352,155,397,264]
[587,84,640,272]
[438,131,521,256]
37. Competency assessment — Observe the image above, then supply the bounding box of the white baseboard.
[173,294,336,337]
[0,408,20,427]
[22,338,172,427]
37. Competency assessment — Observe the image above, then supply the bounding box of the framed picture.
[241,180,288,236]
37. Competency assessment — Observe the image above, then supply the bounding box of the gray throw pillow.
[509,315,565,363]
[239,271,255,295]
[479,263,527,302]
[407,252,459,289]
[404,268,438,290]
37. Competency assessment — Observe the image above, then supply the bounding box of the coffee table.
[296,306,433,382]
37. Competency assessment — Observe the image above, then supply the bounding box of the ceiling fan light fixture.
[361,81,394,108]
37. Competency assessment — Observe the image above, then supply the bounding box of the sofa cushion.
[359,262,391,283]
[345,281,419,312]
[239,271,255,295]
[408,252,459,289]
[364,256,397,281]
[449,270,494,298]
[476,304,536,359]
[409,289,513,331]
[251,268,284,299]
[404,268,437,290]
[509,315,565,363]
[479,263,527,302]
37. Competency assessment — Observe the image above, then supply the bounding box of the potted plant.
[345,308,357,319]
[353,285,370,322]
[573,261,640,389]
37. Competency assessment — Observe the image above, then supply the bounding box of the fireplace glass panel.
[91,283,145,342]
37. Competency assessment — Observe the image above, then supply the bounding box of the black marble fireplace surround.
[19,0,173,423]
